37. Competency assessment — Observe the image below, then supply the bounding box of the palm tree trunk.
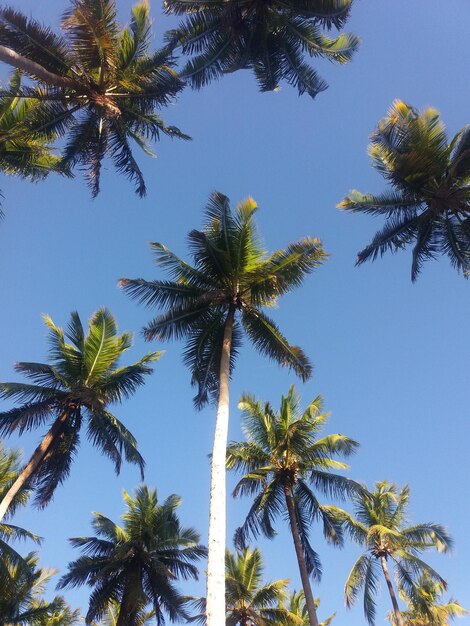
[116,576,140,626]
[206,305,235,626]
[380,555,404,626]
[0,45,74,88]
[0,411,68,521]
[284,483,320,626]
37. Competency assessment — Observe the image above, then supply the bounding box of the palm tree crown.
[0,551,62,626]
[120,192,325,408]
[58,485,207,626]
[0,1,188,197]
[287,591,335,626]
[121,192,325,626]
[338,100,470,280]
[0,308,161,516]
[0,70,64,210]
[227,386,360,626]
[164,0,360,98]
[388,576,467,626]
[0,443,41,575]
[343,481,453,626]
[190,547,301,626]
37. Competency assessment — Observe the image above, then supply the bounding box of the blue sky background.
[1,0,469,624]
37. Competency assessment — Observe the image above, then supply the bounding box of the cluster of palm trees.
[0,0,468,625]
[0,196,466,625]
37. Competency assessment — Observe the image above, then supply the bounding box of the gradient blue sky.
[1,0,469,624]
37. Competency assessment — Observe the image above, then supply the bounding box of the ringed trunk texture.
[0,411,68,522]
[206,305,235,626]
[284,482,320,626]
[380,555,405,626]
[0,45,75,88]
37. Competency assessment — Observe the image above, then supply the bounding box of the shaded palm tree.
[0,1,188,197]
[58,485,207,626]
[37,598,82,626]
[338,100,470,280]
[343,481,452,626]
[90,599,155,626]
[0,70,64,212]
[0,308,161,521]
[287,591,335,626]
[0,551,59,625]
[0,443,41,577]
[164,0,360,98]
[226,386,360,626]
[120,191,326,626]
[190,547,302,626]
[388,576,467,626]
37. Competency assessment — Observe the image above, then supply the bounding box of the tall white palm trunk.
[206,306,235,626]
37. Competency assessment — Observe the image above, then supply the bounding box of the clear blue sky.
[1,0,469,624]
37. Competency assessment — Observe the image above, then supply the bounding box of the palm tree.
[37,598,82,626]
[0,1,188,197]
[90,599,155,626]
[120,191,326,626]
[0,308,161,521]
[388,576,467,626]
[58,485,207,626]
[0,70,64,212]
[0,551,59,625]
[164,0,360,98]
[287,591,335,626]
[190,547,302,626]
[226,386,361,626]
[343,481,453,626]
[338,100,470,280]
[0,443,41,575]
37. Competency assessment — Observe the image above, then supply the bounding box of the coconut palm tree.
[90,599,155,626]
[0,551,59,625]
[343,481,453,626]
[0,1,188,197]
[58,485,207,626]
[287,591,335,626]
[388,576,467,626]
[0,308,161,521]
[38,598,82,626]
[0,70,64,212]
[164,0,360,98]
[226,386,361,626]
[338,100,470,280]
[189,547,302,626]
[0,443,41,576]
[120,191,326,626]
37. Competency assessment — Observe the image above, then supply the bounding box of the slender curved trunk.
[380,556,404,626]
[0,45,75,88]
[206,305,235,626]
[284,482,320,626]
[0,411,68,522]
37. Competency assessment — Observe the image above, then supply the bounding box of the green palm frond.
[229,385,359,619]
[0,1,187,196]
[0,309,157,512]
[59,486,206,626]
[165,0,359,97]
[339,100,470,279]
[122,192,323,408]
[192,547,298,626]
[343,481,452,625]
